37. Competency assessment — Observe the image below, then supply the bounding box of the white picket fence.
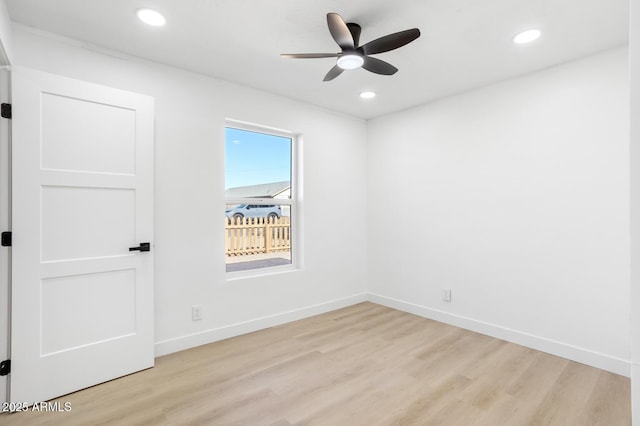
[225,216,291,256]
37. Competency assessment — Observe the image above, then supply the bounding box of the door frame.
[0,66,11,405]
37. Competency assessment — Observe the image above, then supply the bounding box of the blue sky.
[225,127,291,190]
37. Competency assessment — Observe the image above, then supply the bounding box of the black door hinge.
[1,231,10,247]
[1,103,11,119]
[0,360,10,376]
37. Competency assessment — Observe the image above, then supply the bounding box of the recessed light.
[137,8,166,27]
[360,91,376,99]
[337,54,364,70]
[513,29,541,44]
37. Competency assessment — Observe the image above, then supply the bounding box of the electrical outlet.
[192,305,202,321]
[442,288,452,303]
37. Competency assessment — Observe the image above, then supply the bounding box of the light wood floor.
[2,302,631,425]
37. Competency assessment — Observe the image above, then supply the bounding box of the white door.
[10,67,154,403]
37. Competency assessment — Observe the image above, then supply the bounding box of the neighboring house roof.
[225,181,290,198]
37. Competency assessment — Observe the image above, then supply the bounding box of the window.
[224,122,296,274]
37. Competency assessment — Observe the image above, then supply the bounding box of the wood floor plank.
[583,370,632,425]
[528,362,601,425]
[0,302,631,425]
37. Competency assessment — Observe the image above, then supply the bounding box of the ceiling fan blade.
[323,65,344,81]
[281,53,340,59]
[327,13,354,50]
[362,56,398,75]
[347,23,362,47]
[360,28,420,55]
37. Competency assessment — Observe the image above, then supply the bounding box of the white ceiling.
[5,0,629,119]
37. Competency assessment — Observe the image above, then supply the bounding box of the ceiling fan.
[281,13,421,82]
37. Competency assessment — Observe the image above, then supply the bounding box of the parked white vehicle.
[225,204,281,220]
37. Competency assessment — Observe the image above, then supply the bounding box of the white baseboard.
[154,292,368,357]
[154,291,630,377]
[368,293,631,377]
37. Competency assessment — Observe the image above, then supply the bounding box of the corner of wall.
[0,0,13,65]
[631,0,640,419]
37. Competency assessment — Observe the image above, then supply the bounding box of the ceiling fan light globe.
[337,54,364,70]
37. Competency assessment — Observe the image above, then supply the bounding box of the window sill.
[225,264,300,282]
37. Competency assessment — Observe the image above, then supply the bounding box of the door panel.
[42,93,136,174]
[11,67,154,403]
[41,269,136,355]
[41,186,136,261]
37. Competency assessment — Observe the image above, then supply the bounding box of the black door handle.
[129,242,151,252]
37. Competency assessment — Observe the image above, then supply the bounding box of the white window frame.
[224,119,300,278]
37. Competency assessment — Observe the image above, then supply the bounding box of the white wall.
[630,0,640,420]
[10,26,368,355]
[367,48,630,375]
